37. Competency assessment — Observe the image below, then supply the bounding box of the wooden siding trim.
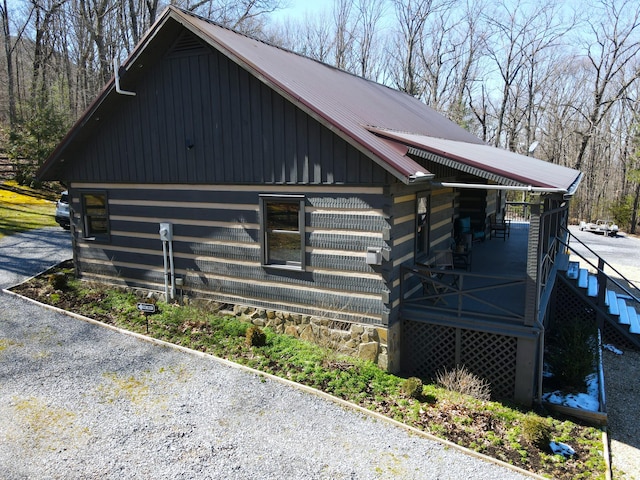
[393,250,414,267]
[80,256,382,300]
[432,187,454,197]
[77,244,258,265]
[110,215,260,229]
[72,182,384,195]
[306,267,381,280]
[393,233,413,247]
[432,202,450,214]
[393,214,413,226]
[109,231,258,243]
[109,199,259,211]
[307,228,382,237]
[306,247,367,257]
[393,194,415,204]
[431,217,451,231]
[307,207,385,216]
[430,232,451,248]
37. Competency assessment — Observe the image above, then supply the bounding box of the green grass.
[0,181,59,239]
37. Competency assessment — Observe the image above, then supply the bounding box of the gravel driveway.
[0,227,73,289]
[0,228,534,479]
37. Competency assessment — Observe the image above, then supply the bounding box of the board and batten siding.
[60,30,395,187]
[70,183,393,325]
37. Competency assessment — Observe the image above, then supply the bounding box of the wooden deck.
[401,222,531,326]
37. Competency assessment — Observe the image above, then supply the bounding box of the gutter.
[432,181,568,195]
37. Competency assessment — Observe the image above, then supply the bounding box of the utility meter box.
[366,247,382,265]
[159,222,173,241]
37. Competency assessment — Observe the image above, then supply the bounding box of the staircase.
[562,259,640,349]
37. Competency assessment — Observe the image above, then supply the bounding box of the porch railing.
[400,265,527,324]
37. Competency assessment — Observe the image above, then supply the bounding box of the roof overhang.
[367,127,583,196]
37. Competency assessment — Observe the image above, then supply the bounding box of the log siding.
[70,183,394,324]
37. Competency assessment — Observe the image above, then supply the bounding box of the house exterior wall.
[61,30,395,186]
[69,183,396,325]
[57,30,427,331]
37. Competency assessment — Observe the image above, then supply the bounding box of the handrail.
[561,226,640,303]
[400,265,526,323]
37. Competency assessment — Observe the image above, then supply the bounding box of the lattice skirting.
[553,277,640,351]
[550,279,596,330]
[401,320,518,399]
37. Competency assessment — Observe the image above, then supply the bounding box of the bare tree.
[332,0,355,71]
[182,0,285,34]
[0,0,22,129]
[29,0,68,106]
[573,0,640,172]
[390,0,441,98]
[353,0,386,80]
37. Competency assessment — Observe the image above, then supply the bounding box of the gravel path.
[603,349,640,480]
[0,229,534,479]
[0,227,72,289]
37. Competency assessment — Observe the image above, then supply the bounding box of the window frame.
[80,190,110,242]
[259,194,306,270]
[415,191,430,262]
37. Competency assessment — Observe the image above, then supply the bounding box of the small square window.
[260,195,305,269]
[81,192,109,240]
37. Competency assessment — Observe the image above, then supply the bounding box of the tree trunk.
[631,182,640,234]
[1,0,16,129]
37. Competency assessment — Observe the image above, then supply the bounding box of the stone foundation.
[228,304,391,370]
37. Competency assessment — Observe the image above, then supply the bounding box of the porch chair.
[489,213,511,240]
[457,216,485,243]
[420,250,458,304]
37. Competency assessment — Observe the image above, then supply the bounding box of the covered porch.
[398,220,543,403]
[401,221,531,325]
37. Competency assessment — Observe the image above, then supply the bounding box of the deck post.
[524,203,541,327]
[514,335,537,406]
[518,203,542,405]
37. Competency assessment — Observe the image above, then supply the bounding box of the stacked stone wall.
[229,305,390,369]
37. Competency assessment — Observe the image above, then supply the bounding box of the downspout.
[113,58,136,96]
[162,239,169,300]
[169,238,176,300]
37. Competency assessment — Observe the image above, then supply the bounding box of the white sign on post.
[137,303,156,314]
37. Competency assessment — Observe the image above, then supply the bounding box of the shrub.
[48,272,68,291]
[436,365,491,401]
[546,317,597,389]
[401,377,423,399]
[245,325,266,347]
[521,415,552,449]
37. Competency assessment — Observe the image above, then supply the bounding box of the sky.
[273,0,335,21]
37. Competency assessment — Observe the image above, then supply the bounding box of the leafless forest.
[1,0,639,230]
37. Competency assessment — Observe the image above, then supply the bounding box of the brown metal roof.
[368,128,583,192]
[38,6,582,192]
